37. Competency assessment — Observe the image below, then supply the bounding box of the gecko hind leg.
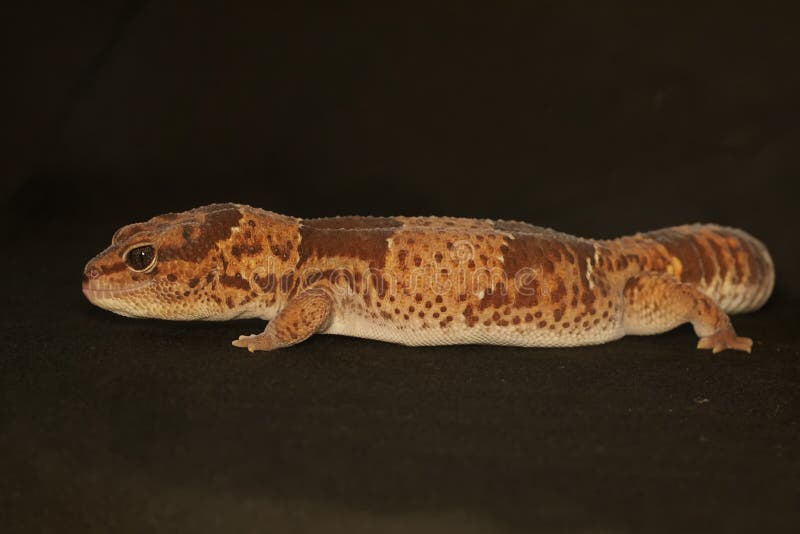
[232,287,334,352]
[622,273,752,354]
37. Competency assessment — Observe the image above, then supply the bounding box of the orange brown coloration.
[83,204,774,353]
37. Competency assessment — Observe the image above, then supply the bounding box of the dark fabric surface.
[2,2,799,532]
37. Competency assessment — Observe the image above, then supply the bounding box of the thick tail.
[613,224,774,314]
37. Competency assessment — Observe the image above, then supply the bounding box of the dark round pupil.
[126,246,154,270]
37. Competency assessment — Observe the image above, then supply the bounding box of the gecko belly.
[324,312,627,347]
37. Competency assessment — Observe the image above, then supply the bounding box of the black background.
[2,2,799,532]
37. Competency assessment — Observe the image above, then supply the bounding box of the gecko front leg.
[622,273,752,354]
[232,287,334,352]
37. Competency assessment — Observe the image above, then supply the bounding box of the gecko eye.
[124,244,157,272]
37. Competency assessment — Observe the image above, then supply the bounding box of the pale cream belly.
[323,312,626,348]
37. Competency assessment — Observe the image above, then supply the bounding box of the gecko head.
[82,204,247,320]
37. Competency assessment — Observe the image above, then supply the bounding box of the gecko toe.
[232,335,256,348]
[697,338,714,350]
[231,333,281,351]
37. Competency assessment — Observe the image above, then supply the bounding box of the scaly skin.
[82,203,774,353]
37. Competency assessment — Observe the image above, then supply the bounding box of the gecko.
[82,203,774,353]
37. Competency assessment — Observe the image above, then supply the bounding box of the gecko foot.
[232,333,279,352]
[697,329,753,354]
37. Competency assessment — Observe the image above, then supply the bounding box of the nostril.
[84,267,101,281]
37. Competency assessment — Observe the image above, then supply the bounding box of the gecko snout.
[82,266,102,295]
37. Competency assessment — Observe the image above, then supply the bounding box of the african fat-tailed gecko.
[83,203,774,353]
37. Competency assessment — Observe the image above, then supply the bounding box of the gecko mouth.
[82,281,152,301]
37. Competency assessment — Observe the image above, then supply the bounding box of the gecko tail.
[615,224,775,314]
